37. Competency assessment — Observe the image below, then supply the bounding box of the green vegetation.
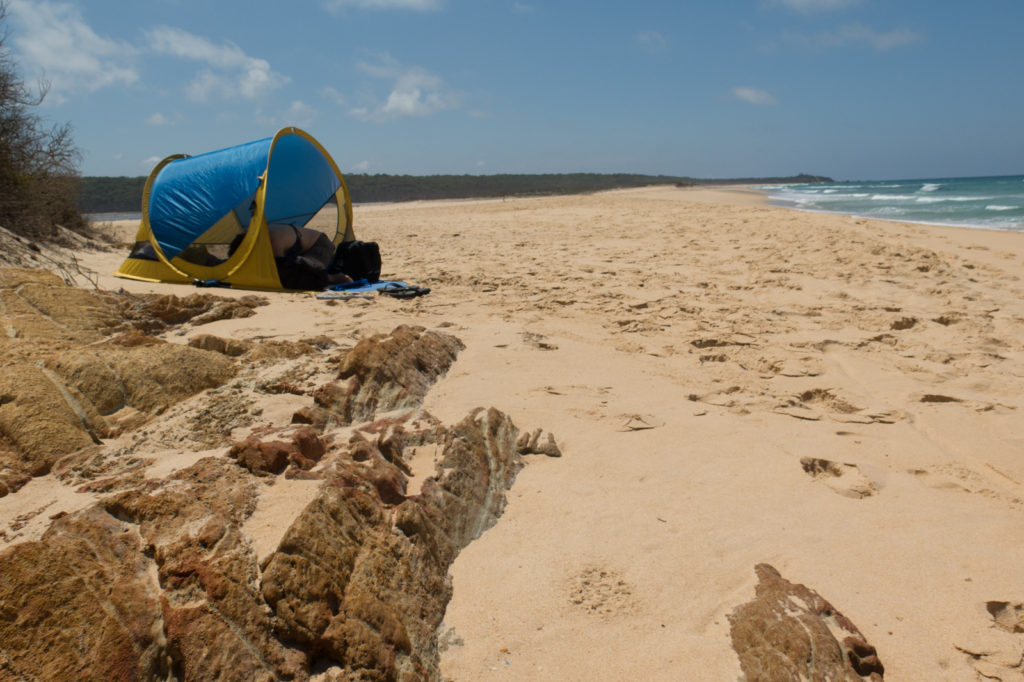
[77,172,833,213]
[77,176,148,213]
[345,173,691,203]
[0,2,87,238]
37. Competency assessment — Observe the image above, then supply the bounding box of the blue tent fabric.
[148,137,273,259]
[146,133,342,260]
[264,134,341,225]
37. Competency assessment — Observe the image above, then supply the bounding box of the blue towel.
[328,279,408,292]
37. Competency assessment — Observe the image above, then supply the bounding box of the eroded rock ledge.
[0,268,266,492]
[0,280,560,681]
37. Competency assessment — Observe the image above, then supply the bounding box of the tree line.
[76,172,833,213]
[0,2,87,238]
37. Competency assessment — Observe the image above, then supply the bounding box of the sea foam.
[764,174,1024,232]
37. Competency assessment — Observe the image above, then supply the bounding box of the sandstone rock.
[262,406,530,680]
[0,269,124,345]
[292,405,332,429]
[729,563,884,681]
[229,438,294,476]
[0,313,557,682]
[0,469,30,497]
[110,292,267,333]
[227,426,329,476]
[104,344,236,415]
[0,269,240,482]
[314,325,464,425]
[0,362,100,473]
[0,342,235,476]
[101,458,306,680]
[517,427,563,457]
[247,339,323,363]
[0,404,548,681]
[0,505,169,680]
[188,333,253,356]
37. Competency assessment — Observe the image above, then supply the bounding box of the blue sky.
[6,0,1023,180]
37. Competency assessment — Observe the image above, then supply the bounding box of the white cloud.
[182,70,223,102]
[733,86,777,105]
[145,112,175,126]
[794,23,921,50]
[512,2,535,13]
[636,30,667,52]
[141,155,162,168]
[350,56,460,122]
[323,0,440,10]
[284,100,317,128]
[350,160,371,171]
[355,53,403,79]
[321,86,347,108]
[7,0,138,102]
[772,0,861,11]
[146,26,289,101]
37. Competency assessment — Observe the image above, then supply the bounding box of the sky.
[5,0,1023,180]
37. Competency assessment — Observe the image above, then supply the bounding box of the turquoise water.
[764,175,1024,232]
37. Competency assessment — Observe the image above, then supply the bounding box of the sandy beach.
[3,185,1023,680]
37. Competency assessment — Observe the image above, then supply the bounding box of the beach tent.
[115,127,354,290]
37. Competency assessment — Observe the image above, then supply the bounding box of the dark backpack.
[332,240,381,282]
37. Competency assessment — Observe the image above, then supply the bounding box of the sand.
[27,186,1024,678]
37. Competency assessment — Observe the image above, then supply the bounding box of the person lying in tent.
[267,224,353,289]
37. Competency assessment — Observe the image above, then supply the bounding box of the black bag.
[275,255,330,290]
[332,240,381,282]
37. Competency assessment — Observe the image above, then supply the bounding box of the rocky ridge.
[0,268,560,680]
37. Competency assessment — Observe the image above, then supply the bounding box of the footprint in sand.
[908,467,1024,510]
[616,414,665,432]
[800,457,877,499]
[955,602,1024,680]
[774,389,899,424]
[736,352,823,379]
[566,566,637,616]
[987,601,1024,633]
[908,466,975,493]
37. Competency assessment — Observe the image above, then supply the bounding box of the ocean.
[764,175,1024,232]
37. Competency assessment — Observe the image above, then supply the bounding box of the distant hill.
[76,173,833,213]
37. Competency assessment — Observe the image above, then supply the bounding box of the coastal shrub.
[0,2,88,239]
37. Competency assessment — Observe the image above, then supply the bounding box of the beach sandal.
[315,291,375,300]
[378,283,431,299]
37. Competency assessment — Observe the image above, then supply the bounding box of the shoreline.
[767,198,1024,235]
[761,175,1024,235]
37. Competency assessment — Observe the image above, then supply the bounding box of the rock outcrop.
[0,409,550,681]
[0,269,238,483]
[0,289,561,681]
[729,563,885,681]
[313,325,465,425]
